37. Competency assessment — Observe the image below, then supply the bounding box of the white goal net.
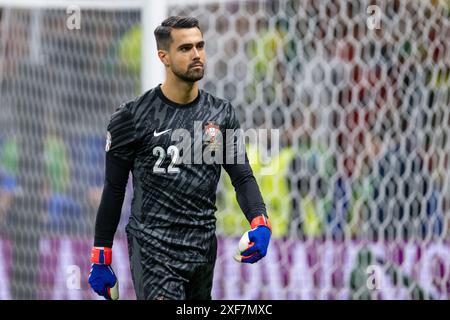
[0,0,449,299]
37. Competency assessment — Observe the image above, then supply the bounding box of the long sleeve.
[93,153,132,247]
[223,156,267,223]
[93,102,138,247]
[222,102,267,223]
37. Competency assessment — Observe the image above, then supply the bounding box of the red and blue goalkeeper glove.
[234,215,272,264]
[88,247,119,300]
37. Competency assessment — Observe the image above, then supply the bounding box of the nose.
[192,47,200,59]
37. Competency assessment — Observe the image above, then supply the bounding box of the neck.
[161,75,199,105]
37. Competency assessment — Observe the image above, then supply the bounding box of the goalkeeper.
[88,16,271,300]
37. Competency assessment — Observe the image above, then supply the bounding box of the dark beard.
[172,65,204,82]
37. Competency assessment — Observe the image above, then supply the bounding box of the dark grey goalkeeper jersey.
[105,85,266,263]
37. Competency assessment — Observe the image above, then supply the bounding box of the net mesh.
[0,0,449,299]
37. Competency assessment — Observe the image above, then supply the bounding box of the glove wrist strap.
[251,215,272,233]
[91,247,112,265]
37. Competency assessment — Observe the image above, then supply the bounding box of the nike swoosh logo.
[153,129,172,137]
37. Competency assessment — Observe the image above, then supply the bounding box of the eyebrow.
[177,41,205,50]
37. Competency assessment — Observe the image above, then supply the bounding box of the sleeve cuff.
[90,247,112,265]
[250,215,272,233]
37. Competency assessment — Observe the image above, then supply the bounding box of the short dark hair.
[154,16,201,50]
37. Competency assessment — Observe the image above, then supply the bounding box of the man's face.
[165,28,205,82]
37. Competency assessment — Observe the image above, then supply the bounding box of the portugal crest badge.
[204,121,221,150]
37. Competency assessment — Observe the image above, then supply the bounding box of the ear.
[158,50,169,67]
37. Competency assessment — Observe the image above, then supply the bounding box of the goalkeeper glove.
[88,247,119,300]
[234,215,272,264]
